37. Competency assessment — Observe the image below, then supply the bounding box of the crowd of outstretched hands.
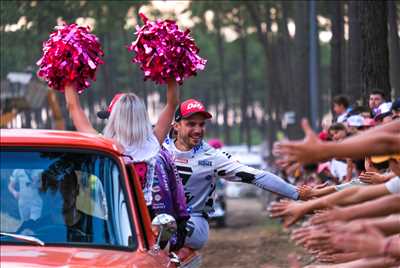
[264,119,400,268]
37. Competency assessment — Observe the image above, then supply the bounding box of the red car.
[0,129,200,268]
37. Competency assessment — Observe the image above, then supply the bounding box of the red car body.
[0,129,199,268]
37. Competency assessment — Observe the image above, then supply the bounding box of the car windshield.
[0,149,136,249]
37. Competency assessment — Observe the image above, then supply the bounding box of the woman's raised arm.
[153,79,179,144]
[64,84,97,134]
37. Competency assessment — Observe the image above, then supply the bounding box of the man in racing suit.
[163,99,300,249]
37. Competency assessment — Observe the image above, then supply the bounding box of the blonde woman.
[63,80,179,205]
[64,80,178,146]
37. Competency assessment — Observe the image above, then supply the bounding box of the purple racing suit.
[151,147,189,222]
[134,147,189,251]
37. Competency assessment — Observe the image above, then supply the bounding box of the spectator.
[391,97,400,119]
[332,95,350,123]
[347,105,371,119]
[374,102,393,124]
[207,138,224,149]
[359,155,397,184]
[273,119,400,165]
[327,123,348,183]
[318,113,333,141]
[269,173,400,227]
[270,106,400,267]
[362,117,376,129]
[345,115,364,135]
[369,90,386,116]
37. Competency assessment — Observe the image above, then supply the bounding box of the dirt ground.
[200,198,310,268]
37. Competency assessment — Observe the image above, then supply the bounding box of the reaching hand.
[291,225,316,246]
[310,206,349,225]
[315,252,361,264]
[331,225,386,258]
[314,182,329,190]
[358,171,389,184]
[301,225,335,253]
[298,182,331,201]
[274,119,324,165]
[268,200,308,228]
[297,185,312,201]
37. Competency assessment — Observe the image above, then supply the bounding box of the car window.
[0,149,136,249]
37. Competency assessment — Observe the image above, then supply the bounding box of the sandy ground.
[200,198,309,268]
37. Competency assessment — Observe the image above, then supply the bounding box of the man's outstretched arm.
[214,152,299,200]
[252,171,299,200]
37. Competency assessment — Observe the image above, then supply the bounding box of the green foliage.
[2,0,366,146]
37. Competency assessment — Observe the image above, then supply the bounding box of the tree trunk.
[265,8,284,145]
[347,1,362,102]
[388,1,400,97]
[213,82,221,138]
[237,17,250,147]
[330,1,344,97]
[214,10,231,145]
[359,2,391,103]
[245,2,276,152]
[98,33,113,101]
[34,109,42,128]
[278,2,294,111]
[280,2,298,139]
[293,1,310,138]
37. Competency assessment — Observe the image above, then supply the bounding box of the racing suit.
[163,137,299,249]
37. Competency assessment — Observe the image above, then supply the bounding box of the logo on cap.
[175,99,212,121]
[187,102,204,111]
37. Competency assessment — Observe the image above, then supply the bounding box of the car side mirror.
[151,214,177,252]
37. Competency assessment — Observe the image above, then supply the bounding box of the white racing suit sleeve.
[214,151,299,200]
[252,171,299,200]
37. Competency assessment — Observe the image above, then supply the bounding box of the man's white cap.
[346,115,364,127]
[374,102,392,120]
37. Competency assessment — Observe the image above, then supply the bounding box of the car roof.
[1,129,122,155]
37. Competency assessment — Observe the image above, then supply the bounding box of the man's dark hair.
[369,90,386,99]
[328,122,347,132]
[347,106,370,116]
[332,95,349,108]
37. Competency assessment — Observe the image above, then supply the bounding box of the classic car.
[0,129,200,268]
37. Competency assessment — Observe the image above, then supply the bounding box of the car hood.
[1,246,167,268]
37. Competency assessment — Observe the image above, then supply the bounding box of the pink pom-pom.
[37,23,104,93]
[128,13,207,85]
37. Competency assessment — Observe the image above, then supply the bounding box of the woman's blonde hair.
[103,93,152,147]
